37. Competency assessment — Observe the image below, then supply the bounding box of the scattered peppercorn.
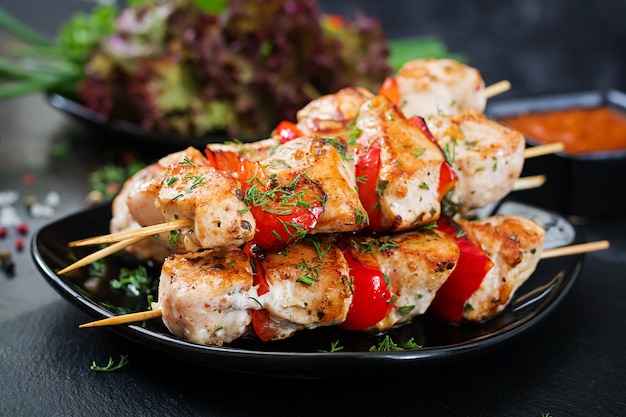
[24,195,37,209]
[22,173,35,185]
[14,237,25,252]
[16,222,29,235]
[2,261,15,276]
[0,248,10,263]
[0,248,15,276]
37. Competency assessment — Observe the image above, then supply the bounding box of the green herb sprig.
[0,4,118,98]
[369,335,422,351]
[90,354,129,372]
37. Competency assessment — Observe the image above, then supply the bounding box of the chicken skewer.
[75,212,608,346]
[78,237,610,330]
[293,86,529,216]
[78,219,464,345]
[65,172,547,249]
[77,238,609,328]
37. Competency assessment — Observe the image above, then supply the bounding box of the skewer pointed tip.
[523,142,565,159]
[58,236,147,275]
[513,175,546,191]
[79,309,163,328]
[541,240,610,259]
[484,80,511,99]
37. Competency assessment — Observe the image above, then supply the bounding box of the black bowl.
[487,89,626,221]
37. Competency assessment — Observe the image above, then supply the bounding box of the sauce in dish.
[501,106,626,154]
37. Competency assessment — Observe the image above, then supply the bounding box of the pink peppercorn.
[14,237,24,251]
[16,222,29,235]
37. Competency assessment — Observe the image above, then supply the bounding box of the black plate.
[32,200,584,379]
[46,92,259,148]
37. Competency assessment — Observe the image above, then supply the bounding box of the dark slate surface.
[1,1,626,416]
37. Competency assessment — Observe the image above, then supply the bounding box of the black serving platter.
[487,89,626,220]
[46,92,260,149]
[32,200,584,379]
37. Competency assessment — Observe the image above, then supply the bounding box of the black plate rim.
[31,202,584,378]
[45,92,262,147]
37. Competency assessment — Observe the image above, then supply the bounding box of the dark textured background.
[1,2,625,416]
[2,0,625,97]
[321,0,626,97]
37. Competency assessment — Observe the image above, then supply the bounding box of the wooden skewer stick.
[541,240,610,259]
[78,309,163,328]
[57,236,146,275]
[69,218,194,247]
[484,80,511,99]
[77,239,610,329]
[512,175,546,191]
[523,142,565,159]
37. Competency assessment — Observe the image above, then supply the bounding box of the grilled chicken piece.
[261,135,366,233]
[355,228,460,331]
[355,95,447,230]
[455,214,546,322]
[395,58,486,117]
[257,237,353,341]
[110,163,172,261]
[110,147,211,260]
[296,86,374,136]
[158,154,256,252]
[156,237,352,345]
[425,111,526,214]
[157,248,259,346]
[113,146,255,257]
[124,147,210,228]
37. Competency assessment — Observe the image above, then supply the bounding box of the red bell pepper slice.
[408,115,459,200]
[408,115,437,143]
[243,241,269,295]
[273,120,304,144]
[250,308,278,342]
[239,159,324,252]
[204,148,242,172]
[378,77,400,105]
[429,217,494,322]
[438,161,458,201]
[355,139,383,232]
[243,241,280,342]
[338,245,394,331]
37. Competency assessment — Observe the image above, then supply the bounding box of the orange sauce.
[501,106,626,154]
